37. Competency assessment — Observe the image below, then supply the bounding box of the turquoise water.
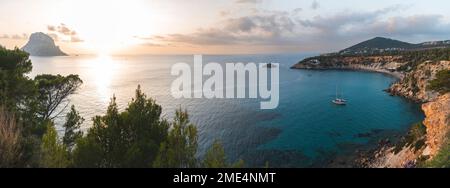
[29,54,424,167]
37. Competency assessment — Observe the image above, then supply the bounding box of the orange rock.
[422,93,450,157]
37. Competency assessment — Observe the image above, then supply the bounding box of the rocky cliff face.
[21,32,67,56]
[387,60,448,159]
[292,54,449,167]
[422,93,450,157]
[388,61,449,102]
[362,93,449,168]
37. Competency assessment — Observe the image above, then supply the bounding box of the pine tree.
[153,109,198,168]
[202,140,227,168]
[73,86,170,167]
[39,122,69,168]
[63,105,84,150]
[202,140,245,168]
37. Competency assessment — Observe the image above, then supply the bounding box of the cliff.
[292,49,449,167]
[21,32,67,56]
[291,55,405,78]
[388,61,449,102]
[359,93,449,168]
[422,93,450,157]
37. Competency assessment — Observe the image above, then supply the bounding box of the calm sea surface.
[29,54,424,167]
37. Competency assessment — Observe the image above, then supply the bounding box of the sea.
[29,54,424,167]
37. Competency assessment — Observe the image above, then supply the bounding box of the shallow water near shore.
[29,54,424,167]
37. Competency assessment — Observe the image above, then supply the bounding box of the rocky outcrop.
[21,32,67,56]
[388,61,449,102]
[361,93,449,168]
[422,93,450,157]
[363,144,421,168]
[389,60,449,159]
[291,55,406,79]
[292,55,403,69]
[292,53,449,167]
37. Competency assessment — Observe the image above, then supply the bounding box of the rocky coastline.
[292,56,449,168]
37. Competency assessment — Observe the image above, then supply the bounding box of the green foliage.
[0,47,84,167]
[202,140,226,168]
[73,86,243,168]
[390,48,450,71]
[153,109,198,168]
[422,138,450,168]
[34,74,83,120]
[427,70,450,94]
[39,122,70,168]
[1,47,244,168]
[73,86,169,168]
[72,132,103,167]
[202,140,245,168]
[342,37,413,53]
[0,47,34,112]
[63,105,84,150]
[301,47,450,72]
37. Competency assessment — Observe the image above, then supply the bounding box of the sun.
[87,54,121,102]
[57,0,158,55]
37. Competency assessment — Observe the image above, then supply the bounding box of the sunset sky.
[1,0,450,55]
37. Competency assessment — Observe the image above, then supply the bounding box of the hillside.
[337,37,450,55]
[340,37,413,55]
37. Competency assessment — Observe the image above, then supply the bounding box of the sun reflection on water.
[89,54,120,103]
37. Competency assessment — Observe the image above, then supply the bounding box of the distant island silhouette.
[22,32,67,56]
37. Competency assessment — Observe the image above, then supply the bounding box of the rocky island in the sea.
[292,37,450,168]
[21,32,67,56]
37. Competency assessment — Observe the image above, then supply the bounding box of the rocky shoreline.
[291,65,404,80]
[292,57,449,168]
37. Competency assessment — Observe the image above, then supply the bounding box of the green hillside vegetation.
[427,70,450,94]
[300,47,450,72]
[341,37,413,52]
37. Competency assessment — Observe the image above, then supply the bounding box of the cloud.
[47,33,59,41]
[47,23,83,42]
[153,12,297,46]
[12,33,28,40]
[0,34,9,39]
[70,36,83,42]
[57,23,77,36]
[235,0,262,4]
[47,25,56,32]
[311,0,320,10]
[297,6,450,39]
[0,33,28,40]
[147,5,450,52]
[219,10,230,17]
[293,8,303,14]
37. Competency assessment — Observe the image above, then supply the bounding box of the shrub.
[0,107,23,167]
[427,70,450,94]
[421,131,450,168]
[393,122,427,154]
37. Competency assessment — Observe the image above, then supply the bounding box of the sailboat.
[332,86,347,105]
